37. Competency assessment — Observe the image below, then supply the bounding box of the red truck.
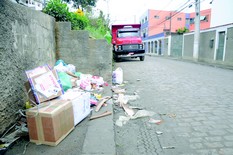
[111,24,145,61]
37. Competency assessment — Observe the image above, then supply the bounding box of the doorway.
[216,31,225,61]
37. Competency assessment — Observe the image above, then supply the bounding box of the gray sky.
[96,0,212,24]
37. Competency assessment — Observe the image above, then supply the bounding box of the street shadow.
[114,58,143,63]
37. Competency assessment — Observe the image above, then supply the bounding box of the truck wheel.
[139,56,145,61]
[113,53,119,62]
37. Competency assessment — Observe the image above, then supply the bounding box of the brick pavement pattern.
[114,56,233,155]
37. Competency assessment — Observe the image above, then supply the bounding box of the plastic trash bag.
[58,72,72,91]
[112,67,123,84]
[55,59,67,66]
[66,64,76,73]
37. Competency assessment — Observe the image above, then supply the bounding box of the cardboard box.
[25,64,51,79]
[27,69,63,104]
[26,99,74,146]
[24,81,37,105]
[61,90,91,126]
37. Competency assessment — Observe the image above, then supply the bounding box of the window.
[200,15,208,22]
[118,31,140,38]
[177,17,182,21]
[190,18,195,24]
[165,16,170,20]
[154,15,159,19]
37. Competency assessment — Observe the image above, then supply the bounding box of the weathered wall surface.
[170,35,183,58]
[225,27,233,66]
[199,30,216,63]
[183,34,194,60]
[56,22,112,81]
[0,0,56,135]
[163,38,168,56]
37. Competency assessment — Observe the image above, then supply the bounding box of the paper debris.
[148,118,162,125]
[130,110,155,119]
[115,116,130,127]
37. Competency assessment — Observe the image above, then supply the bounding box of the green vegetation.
[43,0,110,39]
[85,10,110,39]
[176,27,189,34]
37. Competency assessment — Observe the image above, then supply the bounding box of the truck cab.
[111,24,145,61]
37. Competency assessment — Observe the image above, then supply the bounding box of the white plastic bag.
[112,67,123,84]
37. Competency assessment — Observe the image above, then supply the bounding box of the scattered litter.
[112,87,126,94]
[148,118,162,125]
[168,113,176,118]
[124,95,140,102]
[112,94,118,100]
[128,106,143,110]
[156,131,163,135]
[95,96,111,112]
[162,146,175,149]
[130,110,155,119]
[115,116,130,127]
[116,94,128,106]
[112,67,123,84]
[122,104,135,116]
[158,113,167,116]
[90,111,112,120]
[158,113,176,118]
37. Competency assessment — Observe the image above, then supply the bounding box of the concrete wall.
[170,35,183,57]
[183,34,194,60]
[225,27,233,66]
[199,30,216,63]
[0,0,56,135]
[56,22,112,81]
[163,38,169,56]
[174,25,233,68]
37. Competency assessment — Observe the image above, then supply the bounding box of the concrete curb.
[81,88,116,155]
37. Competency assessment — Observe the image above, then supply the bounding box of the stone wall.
[55,22,112,81]
[0,0,56,135]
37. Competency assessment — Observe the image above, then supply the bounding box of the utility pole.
[193,0,200,60]
[169,12,172,35]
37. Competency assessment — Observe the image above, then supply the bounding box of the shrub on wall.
[176,27,189,34]
[42,0,70,21]
[43,0,88,30]
[68,12,89,30]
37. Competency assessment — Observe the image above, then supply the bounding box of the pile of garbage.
[0,59,112,152]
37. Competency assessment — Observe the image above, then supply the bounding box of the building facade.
[211,0,233,27]
[140,9,211,54]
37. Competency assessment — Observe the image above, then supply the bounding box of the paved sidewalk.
[82,88,116,155]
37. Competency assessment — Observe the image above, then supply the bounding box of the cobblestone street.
[114,56,233,155]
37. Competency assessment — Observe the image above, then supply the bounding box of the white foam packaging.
[61,89,91,126]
